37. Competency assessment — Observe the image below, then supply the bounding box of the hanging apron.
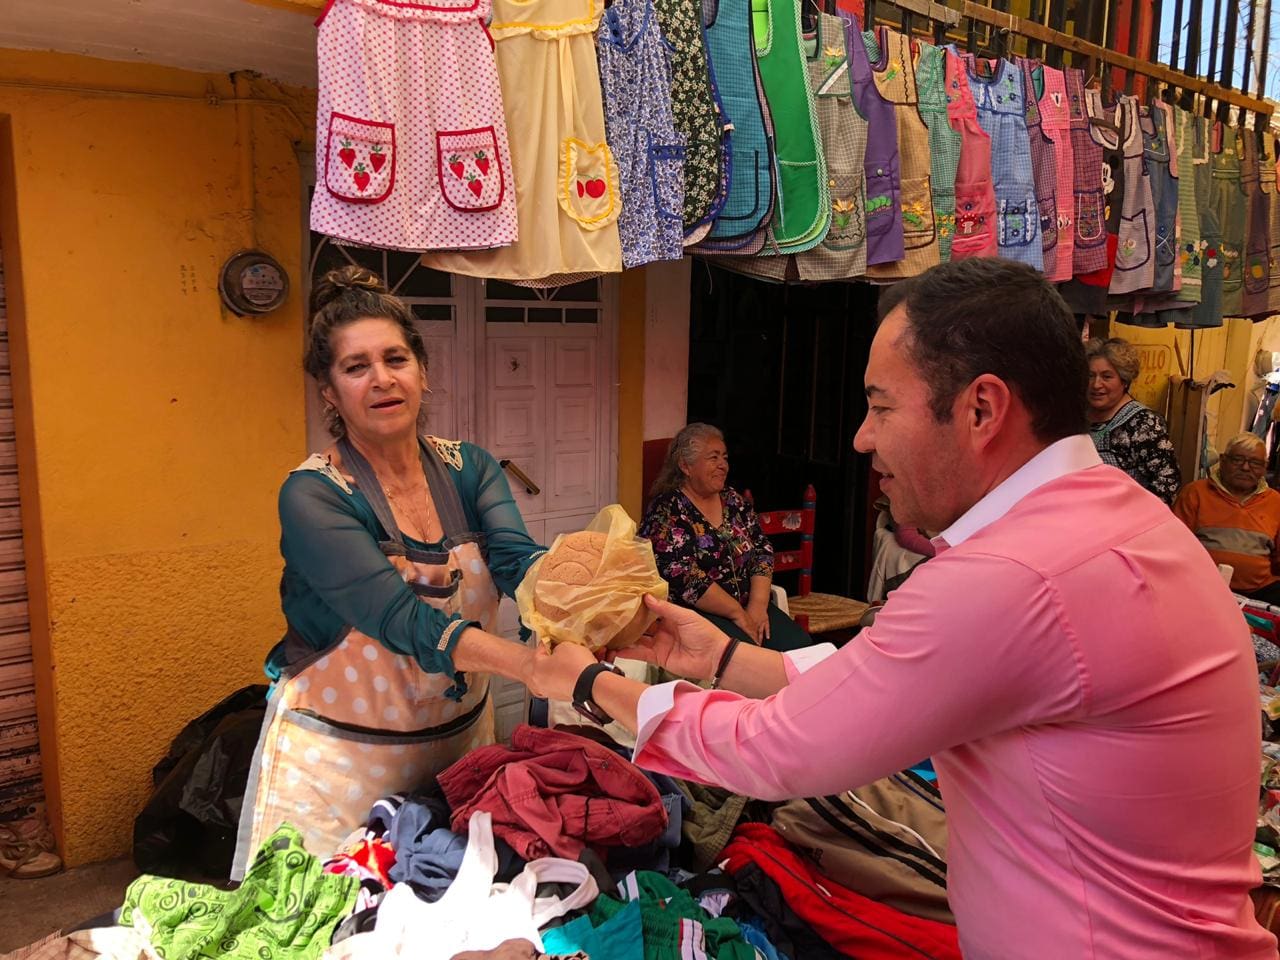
[1090,401,1146,471]
[1212,124,1247,318]
[310,0,518,253]
[1109,96,1156,295]
[1169,105,1205,308]
[1191,116,1227,329]
[1241,132,1272,319]
[794,11,869,280]
[944,45,997,260]
[1018,57,1059,277]
[653,0,728,234]
[847,12,903,266]
[914,41,959,264]
[753,0,830,254]
[864,27,939,281]
[962,55,1042,271]
[1034,62,1075,281]
[1066,67,1108,275]
[699,0,776,246]
[233,439,503,880]
[597,0,687,269]
[1142,102,1180,295]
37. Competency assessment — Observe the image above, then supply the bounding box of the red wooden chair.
[749,486,869,636]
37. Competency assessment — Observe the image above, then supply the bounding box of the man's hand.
[526,639,598,702]
[610,595,732,681]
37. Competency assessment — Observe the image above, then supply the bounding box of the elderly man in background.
[1174,432,1280,603]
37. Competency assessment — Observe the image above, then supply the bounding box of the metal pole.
[1219,0,1241,118]
[1049,0,1068,67]
[1257,0,1272,100]
[1169,0,1185,71]
[1243,0,1258,103]
[1206,0,1224,115]
[1126,0,1144,92]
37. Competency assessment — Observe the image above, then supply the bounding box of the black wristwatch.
[572,661,622,725]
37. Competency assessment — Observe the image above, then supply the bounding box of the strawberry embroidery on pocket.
[437,128,505,213]
[325,114,395,204]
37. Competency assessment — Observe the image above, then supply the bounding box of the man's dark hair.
[876,258,1088,442]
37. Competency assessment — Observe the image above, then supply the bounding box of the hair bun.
[311,265,387,313]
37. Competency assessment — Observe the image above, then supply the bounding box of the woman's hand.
[744,598,770,644]
[526,639,598,702]
[611,595,732,681]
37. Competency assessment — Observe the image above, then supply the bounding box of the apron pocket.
[864,164,899,238]
[326,113,395,204]
[718,146,766,225]
[559,138,621,229]
[436,127,506,213]
[1038,193,1059,251]
[257,695,492,857]
[1074,188,1106,247]
[998,194,1038,249]
[900,176,937,249]
[649,143,687,223]
[1115,210,1152,271]
[1245,248,1270,293]
[823,170,866,251]
[951,186,995,256]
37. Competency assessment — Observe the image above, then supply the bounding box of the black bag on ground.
[132,684,267,880]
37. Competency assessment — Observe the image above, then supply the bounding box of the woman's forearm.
[452,626,533,684]
[694,582,748,620]
[747,574,772,609]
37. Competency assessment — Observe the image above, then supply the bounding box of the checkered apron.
[1191,116,1226,329]
[1169,105,1204,305]
[1241,133,1273,318]
[597,0,686,269]
[1035,64,1075,281]
[845,11,904,267]
[944,45,997,260]
[914,42,959,263]
[865,26,941,281]
[962,54,1042,271]
[1140,102,1180,295]
[654,0,727,231]
[1268,135,1280,315]
[1212,124,1247,317]
[699,0,775,244]
[1066,68,1108,274]
[1018,58,1060,274]
[795,11,869,280]
[1109,96,1156,295]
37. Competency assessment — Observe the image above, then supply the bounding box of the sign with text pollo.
[1129,342,1173,411]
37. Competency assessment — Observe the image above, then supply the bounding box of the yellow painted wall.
[617,269,646,521]
[0,51,315,864]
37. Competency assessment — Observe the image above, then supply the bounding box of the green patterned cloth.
[913,42,959,263]
[1170,105,1204,304]
[121,825,357,960]
[1212,127,1247,318]
[653,0,725,229]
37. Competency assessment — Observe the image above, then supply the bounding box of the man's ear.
[965,374,1014,441]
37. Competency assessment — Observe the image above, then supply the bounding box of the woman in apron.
[233,266,545,878]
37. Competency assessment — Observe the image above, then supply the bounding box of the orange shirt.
[1172,477,1280,592]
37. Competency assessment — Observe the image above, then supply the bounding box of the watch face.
[572,700,610,726]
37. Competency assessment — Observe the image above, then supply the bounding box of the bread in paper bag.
[516,504,669,650]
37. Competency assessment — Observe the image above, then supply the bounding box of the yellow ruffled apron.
[232,438,502,879]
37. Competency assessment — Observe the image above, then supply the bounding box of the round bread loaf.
[533,531,607,625]
[533,529,649,649]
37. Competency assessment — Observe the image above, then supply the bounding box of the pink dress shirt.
[634,436,1276,958]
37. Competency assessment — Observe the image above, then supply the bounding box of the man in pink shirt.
[531,257,1275,958]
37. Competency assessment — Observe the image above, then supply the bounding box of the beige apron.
[232,437,504,879]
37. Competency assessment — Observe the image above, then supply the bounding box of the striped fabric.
[1213,126,1247,317]
[944,46,998,259]
[1019,57,1060,274]
[914,42,960,262]
[795,11,869,280]
[1037,64,1075,281]
[1241,133,1272,319]
[864,27,940,281]
[961,53,1042,271]
[1190,115,1226,328]
[1170,106,1204,305]
[1066,67,1108,274]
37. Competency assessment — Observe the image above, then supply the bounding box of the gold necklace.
[379,473,439,542]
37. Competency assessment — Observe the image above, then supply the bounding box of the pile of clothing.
[307,0,1277,325]
[6,726,973,960]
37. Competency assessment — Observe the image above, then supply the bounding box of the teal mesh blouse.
[266,441,544,680]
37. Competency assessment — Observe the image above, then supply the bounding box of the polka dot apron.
[232,438,502,879]
[309,0,518,252]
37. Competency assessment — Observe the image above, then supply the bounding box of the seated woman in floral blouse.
[639,423,813,652]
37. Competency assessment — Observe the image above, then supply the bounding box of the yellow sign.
[1129,343,1173,411]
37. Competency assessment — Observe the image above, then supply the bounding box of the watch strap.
[572,661,619,725]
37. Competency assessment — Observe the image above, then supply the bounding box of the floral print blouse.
[639,486,774,606]
[1088,399,1182,505]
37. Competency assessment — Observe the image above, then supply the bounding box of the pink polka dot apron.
[309,0,518,252]
[232,438,502,880]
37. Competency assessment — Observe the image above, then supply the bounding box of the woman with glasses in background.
[1174,432,1280,603]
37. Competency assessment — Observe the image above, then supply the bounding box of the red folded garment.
[437,724,667,860]
[723,823,962,960]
